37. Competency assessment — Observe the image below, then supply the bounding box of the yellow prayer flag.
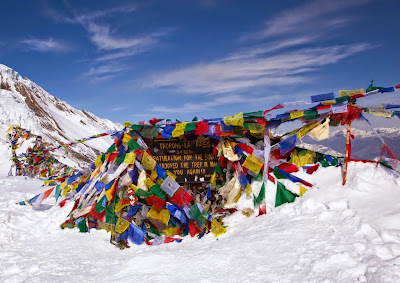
[172,122,187,137]
[368,109,393,118]
[141,151,156,170]
[123,121,133,128]
[210,172,216,188]
[115,217,130,234]
[124,152,136,164]
[245,183,252,196]
[163,226,179,236]
[338,88,364,97]
[297,122,319,139]
[290,111,304,120]
[167,170,177,181]
[242,154,263,174]
[151,169,158,180]
[144,178,155,189]
[147,206,170,225]
[95,155,103,167]
[114,199,130,213]
[122,133,132,143]
[224,112,244,127]
[299,185,308,197]
[321,100,336,105]
[211,218,227,237]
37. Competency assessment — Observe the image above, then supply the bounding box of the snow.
[0,162,399,282]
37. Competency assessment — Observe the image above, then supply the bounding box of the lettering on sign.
[145,138,220,183]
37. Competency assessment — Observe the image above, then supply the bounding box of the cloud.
[243,0,370,40]
[81,62,128,82]
[44,3,172,80]
[111,106,128,112]
[85,22,170,52]
[20,37,69,53]
[151,94,248,114]
[146,43,374,95]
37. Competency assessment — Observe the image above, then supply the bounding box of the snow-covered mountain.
[300,127,400,160]
[0,64,120,172]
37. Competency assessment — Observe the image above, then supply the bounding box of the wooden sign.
[146,138,219,183]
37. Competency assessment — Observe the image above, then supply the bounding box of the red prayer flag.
[395,84,400,89]
[188,221,200,237]
[195,121,209,135]
[237,143,254,154]
[277,163,299,173]
[107,152,118,162]
[263,104,284,115]
[306,164,319,174]
[169,188,194,207]
[146,195,166,210]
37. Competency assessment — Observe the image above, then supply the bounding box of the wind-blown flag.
[275,181,298,207]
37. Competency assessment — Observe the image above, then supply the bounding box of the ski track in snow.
[1,163,400,282]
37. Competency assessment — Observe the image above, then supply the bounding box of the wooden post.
[342,123,352,185]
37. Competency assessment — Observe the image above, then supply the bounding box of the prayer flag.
[275,181,297,207]
[224,112,244,127]
[311,92,334,103]
[338,88,364,97]
[128,223,145,245]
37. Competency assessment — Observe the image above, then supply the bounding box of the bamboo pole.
[342,122,352,185]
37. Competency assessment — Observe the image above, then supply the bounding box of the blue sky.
[1,0,400,126]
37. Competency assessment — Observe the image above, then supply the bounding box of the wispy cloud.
[81,62,128,82]
[20,37,69,53]
[146,43,374,95]
[243,0,369,40]
[151,94,247,114]
[111,106,128,112]
[44,3,172,80]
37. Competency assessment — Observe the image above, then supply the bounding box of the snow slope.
[0,63,120,170]
[0,162,399,282]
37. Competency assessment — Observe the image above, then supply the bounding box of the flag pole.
[342,122,352,185]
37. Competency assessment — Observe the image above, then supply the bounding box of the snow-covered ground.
[1,161,399,282]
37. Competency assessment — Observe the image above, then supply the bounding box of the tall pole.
[342,122,352,185]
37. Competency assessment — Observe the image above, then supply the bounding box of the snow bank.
[0,162,399,282]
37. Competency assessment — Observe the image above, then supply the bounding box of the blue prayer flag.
[311,92,334,103]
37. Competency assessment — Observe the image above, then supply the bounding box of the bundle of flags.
[15,80,400,249]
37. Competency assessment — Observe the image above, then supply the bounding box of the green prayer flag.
[115,153,126,164]
[304,110,319,121]
[366,80,383,93]
[105,195,118,225]
[106,144,116,154]
[254,182,265,207]
[134,189,152,198]
[95,195,106,213]
[215,161,223,175]
[273,167,286,179]
[130,125,143,132]
[185,122,197,132]
[78,218,88,232]
[149,184,167,200]
[141,126,160,139]
[244,110,264,118]
[148,226,162,236]
[128,139,140,151]
[189,204,206,223]
[335,96,350,103]
[275,181,297,207]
